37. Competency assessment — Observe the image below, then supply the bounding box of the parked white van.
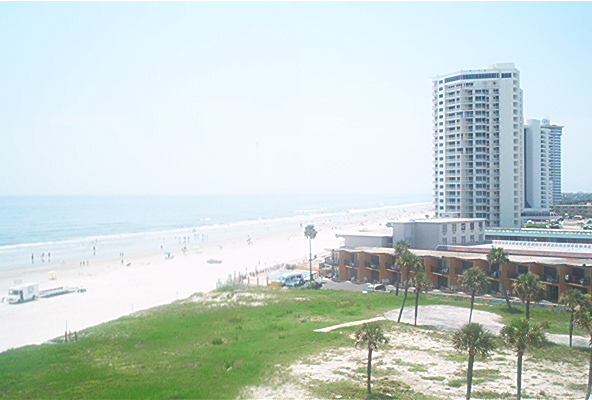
[280,272,305,287]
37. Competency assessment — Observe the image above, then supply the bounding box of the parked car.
[302,280,324,290]
[363,284,388,293]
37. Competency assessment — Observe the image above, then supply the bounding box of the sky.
[1,2,591,197]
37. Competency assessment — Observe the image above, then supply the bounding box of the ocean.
[0,194,429,272]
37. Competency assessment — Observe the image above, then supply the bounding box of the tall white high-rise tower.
[524,119,564,211]
[541,119,563,206]
[432,63,524,227]
[524,119,552,210]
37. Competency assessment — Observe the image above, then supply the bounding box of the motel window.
[470,235,474,242]
[461,236,466,244]
[452,224,457,233]
[461,223,466,231]
[442,238,447,245]
[470,222,474,230]
[452,237,457,245]
[442,224,447,233]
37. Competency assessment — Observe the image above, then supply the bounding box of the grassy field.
[0,287,586,399]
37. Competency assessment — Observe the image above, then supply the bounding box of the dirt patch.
[242,306,589,399]
[187,291,277,308]
[243,325,586,399]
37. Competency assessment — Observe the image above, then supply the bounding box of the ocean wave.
[0,201,431,252]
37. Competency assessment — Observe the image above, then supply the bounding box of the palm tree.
[411,271,432,326]
[560,289,591,347]
[452,323,497,400]
[500,319,546,400]
[486,247,512,310]
[304,225,317,283]
[513,272,546,319]
[393,240,410,295]
[354,321,389,394]
[458,267,490,323]
[396,250,423,323]
[574,302,592,400]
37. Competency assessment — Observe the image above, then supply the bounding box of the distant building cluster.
[431,63,563,228]
[326,62,589,303]
[333,246,589,302]
[331,218,592,299]
[330,217,592,302]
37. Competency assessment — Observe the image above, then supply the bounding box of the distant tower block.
[432,63,524,227]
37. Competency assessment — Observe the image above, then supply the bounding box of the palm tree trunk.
[309,239,313,282]
[499,271,512,310]
[367,348,373,394]
[586,340,592,400]
[500,272,512,310]
[469,292,475,323]
[395,272,400,296]
[414,289,420,326]
[466,353,474,400]
[398,277,409,323]
[569,312,574,347]
[526,300,530,320]
[517,353,523,400]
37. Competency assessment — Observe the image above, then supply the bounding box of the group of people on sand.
[30,245,98,267]
[31,252,51,264]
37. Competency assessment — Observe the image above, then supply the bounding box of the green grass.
[422,376,446,381]
[0,288,410,399]
[471,368,503,379]
[0,287,587,399]
[447,367,503,390]
[472,390,514,399]
[311,378,439,400]
[527,341,590,365]
[568,382,588,391]
[447,378,466,388]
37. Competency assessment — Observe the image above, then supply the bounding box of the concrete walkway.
[387,305,589,347]
[314,316,386,332]
[385,304,505,334]
[316,305,590,348]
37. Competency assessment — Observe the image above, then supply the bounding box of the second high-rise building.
[432,63,524,227]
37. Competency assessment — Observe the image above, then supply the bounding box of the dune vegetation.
[0,286,588,399]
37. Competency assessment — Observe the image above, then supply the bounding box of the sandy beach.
[0,202,432,353]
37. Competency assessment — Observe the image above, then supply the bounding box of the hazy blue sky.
[1,2,591,196]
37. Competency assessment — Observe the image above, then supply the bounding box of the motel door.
[547,285,559,302]
[371,270,380,283]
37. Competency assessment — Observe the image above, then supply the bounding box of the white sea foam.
[0,196,430,273]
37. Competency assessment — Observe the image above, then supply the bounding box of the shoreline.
[0,201,431,273]
[0,199,431,250]
[0,201,433,353]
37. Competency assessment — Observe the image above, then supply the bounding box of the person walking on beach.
[31,253,34,264]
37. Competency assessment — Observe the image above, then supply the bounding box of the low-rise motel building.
[331,218,592,302]
[333,247,592,302]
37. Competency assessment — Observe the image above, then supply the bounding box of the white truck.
[6,282,39,304]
